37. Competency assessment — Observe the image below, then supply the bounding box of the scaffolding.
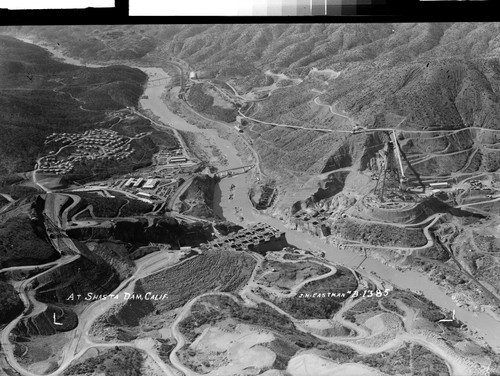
[373,131,406,202]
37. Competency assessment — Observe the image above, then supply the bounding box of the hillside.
[3,25,498,209]
[7,25,499,182]
[0,281,24,325]
[10,24,500,73]
[0,214,58,269]
[0,35,147,180]
[0,24,499,374]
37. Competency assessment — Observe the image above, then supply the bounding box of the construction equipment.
[391,130,408,191]
[373,131,407,201]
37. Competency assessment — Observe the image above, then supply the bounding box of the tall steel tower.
[373,131,406,202]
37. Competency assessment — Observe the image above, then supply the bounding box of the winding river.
[13,36,500,353]
[141,72,500,354]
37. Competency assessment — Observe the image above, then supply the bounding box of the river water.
[140,70,500,353]
[19,37,500,352]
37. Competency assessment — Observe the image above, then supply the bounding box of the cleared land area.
[178,295,450,375]
[178,294,353,373]
[185,323,276,375]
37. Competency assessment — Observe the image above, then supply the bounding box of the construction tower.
[373,131,407,202]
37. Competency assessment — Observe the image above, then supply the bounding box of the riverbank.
[138,65,500,353]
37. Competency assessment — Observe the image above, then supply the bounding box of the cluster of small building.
[38,158,74,174]
[209,223,287,254]
[39,129,142,175]
[289,209,333,238]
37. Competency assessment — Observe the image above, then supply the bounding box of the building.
[137,192,151,198]
[133,178,144,188]
[170,157,187,164]
[189,72,197,79]
[143,179,159,189]
[124,178,135,188]
[429,182,449,189]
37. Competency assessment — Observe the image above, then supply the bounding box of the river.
[141,70,500,353]
[16,37,500,353]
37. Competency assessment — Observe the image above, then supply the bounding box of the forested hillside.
[0,35,147,178]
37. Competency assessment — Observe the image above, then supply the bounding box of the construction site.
[289,128,499,248]
[208,222,287,254]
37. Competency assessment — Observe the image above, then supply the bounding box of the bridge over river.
[147,77,169,87]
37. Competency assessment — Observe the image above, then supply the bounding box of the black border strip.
[0,0,499,25]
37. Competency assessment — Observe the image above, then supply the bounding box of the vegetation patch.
[0,185,39,201]
[113,250,256,326]
[0,281,24,325]
[14,305,78,337]
[178,294,349,353]
[0,215,58,269]
[68,192,152,218]
[0,35,146,180]
[34,254,121,306]
[256,260,331,291]
[260,266,358,319]
[62,347,145,376]
[343,295,404,323]
[142,250,255,311]
[388,290,445,322]
[332,218,428,248]
[178,295,434,374]
[411,344,450,376]
[188,83,238,123]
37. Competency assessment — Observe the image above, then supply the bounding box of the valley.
[0,24,500,376]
